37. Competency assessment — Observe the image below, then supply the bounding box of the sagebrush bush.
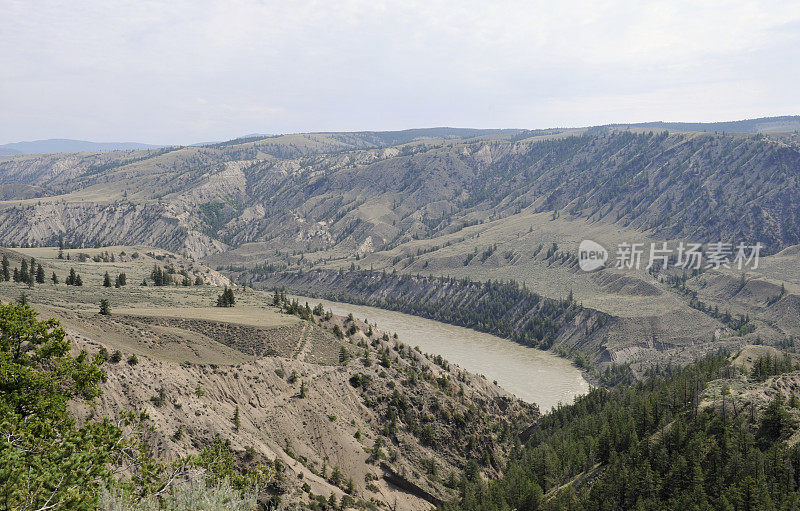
[100,475,256,511]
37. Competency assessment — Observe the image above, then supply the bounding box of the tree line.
[253,268,608,351]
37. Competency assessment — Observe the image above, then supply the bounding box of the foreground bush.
[100,475,256,511]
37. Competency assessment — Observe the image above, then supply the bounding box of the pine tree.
[51,272,58,285]
[35,264,45,284]
[99,299,111,316]
[216,286,236,307]
[232,406,241,430]
[66,268,76,286]
[151,265,164,286]
[75,274,83,286]
[20,259,28,283]
[28,258,35,284]
[103,272,112,287]
[1,255,9,281]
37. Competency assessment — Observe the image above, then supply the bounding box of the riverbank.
[290,294,591,410]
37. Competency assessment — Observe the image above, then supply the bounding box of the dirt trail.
[293,322,311,361]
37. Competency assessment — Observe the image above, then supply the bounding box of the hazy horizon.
[4,115,800,149]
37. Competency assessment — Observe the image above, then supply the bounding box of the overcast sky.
[2,1,800,145]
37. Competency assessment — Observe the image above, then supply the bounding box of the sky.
[2,0,800,145]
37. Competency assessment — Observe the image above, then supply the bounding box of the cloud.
[1,0,799,144]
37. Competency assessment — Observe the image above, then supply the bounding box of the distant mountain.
[603,115,800,133]
[0,138,163,155]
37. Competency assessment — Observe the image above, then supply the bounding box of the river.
[291,295,591,411]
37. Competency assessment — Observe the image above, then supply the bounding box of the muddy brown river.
[292,295,591,411]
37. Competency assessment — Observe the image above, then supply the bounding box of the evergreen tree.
[232,406,241,430]
[103,272,112,287]
[66,268,76,286]
[759,393,791,442]
[20,259,28,284]
[151,265,165,286]
[51,272,58,285]
[216,286,236,307]
[0,302,121,509]
[99,299,111,316]
[75,274,83,286]
[1,254,9,281]
[35,264,44,284]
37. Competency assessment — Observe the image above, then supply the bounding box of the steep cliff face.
[0,201,226,258]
